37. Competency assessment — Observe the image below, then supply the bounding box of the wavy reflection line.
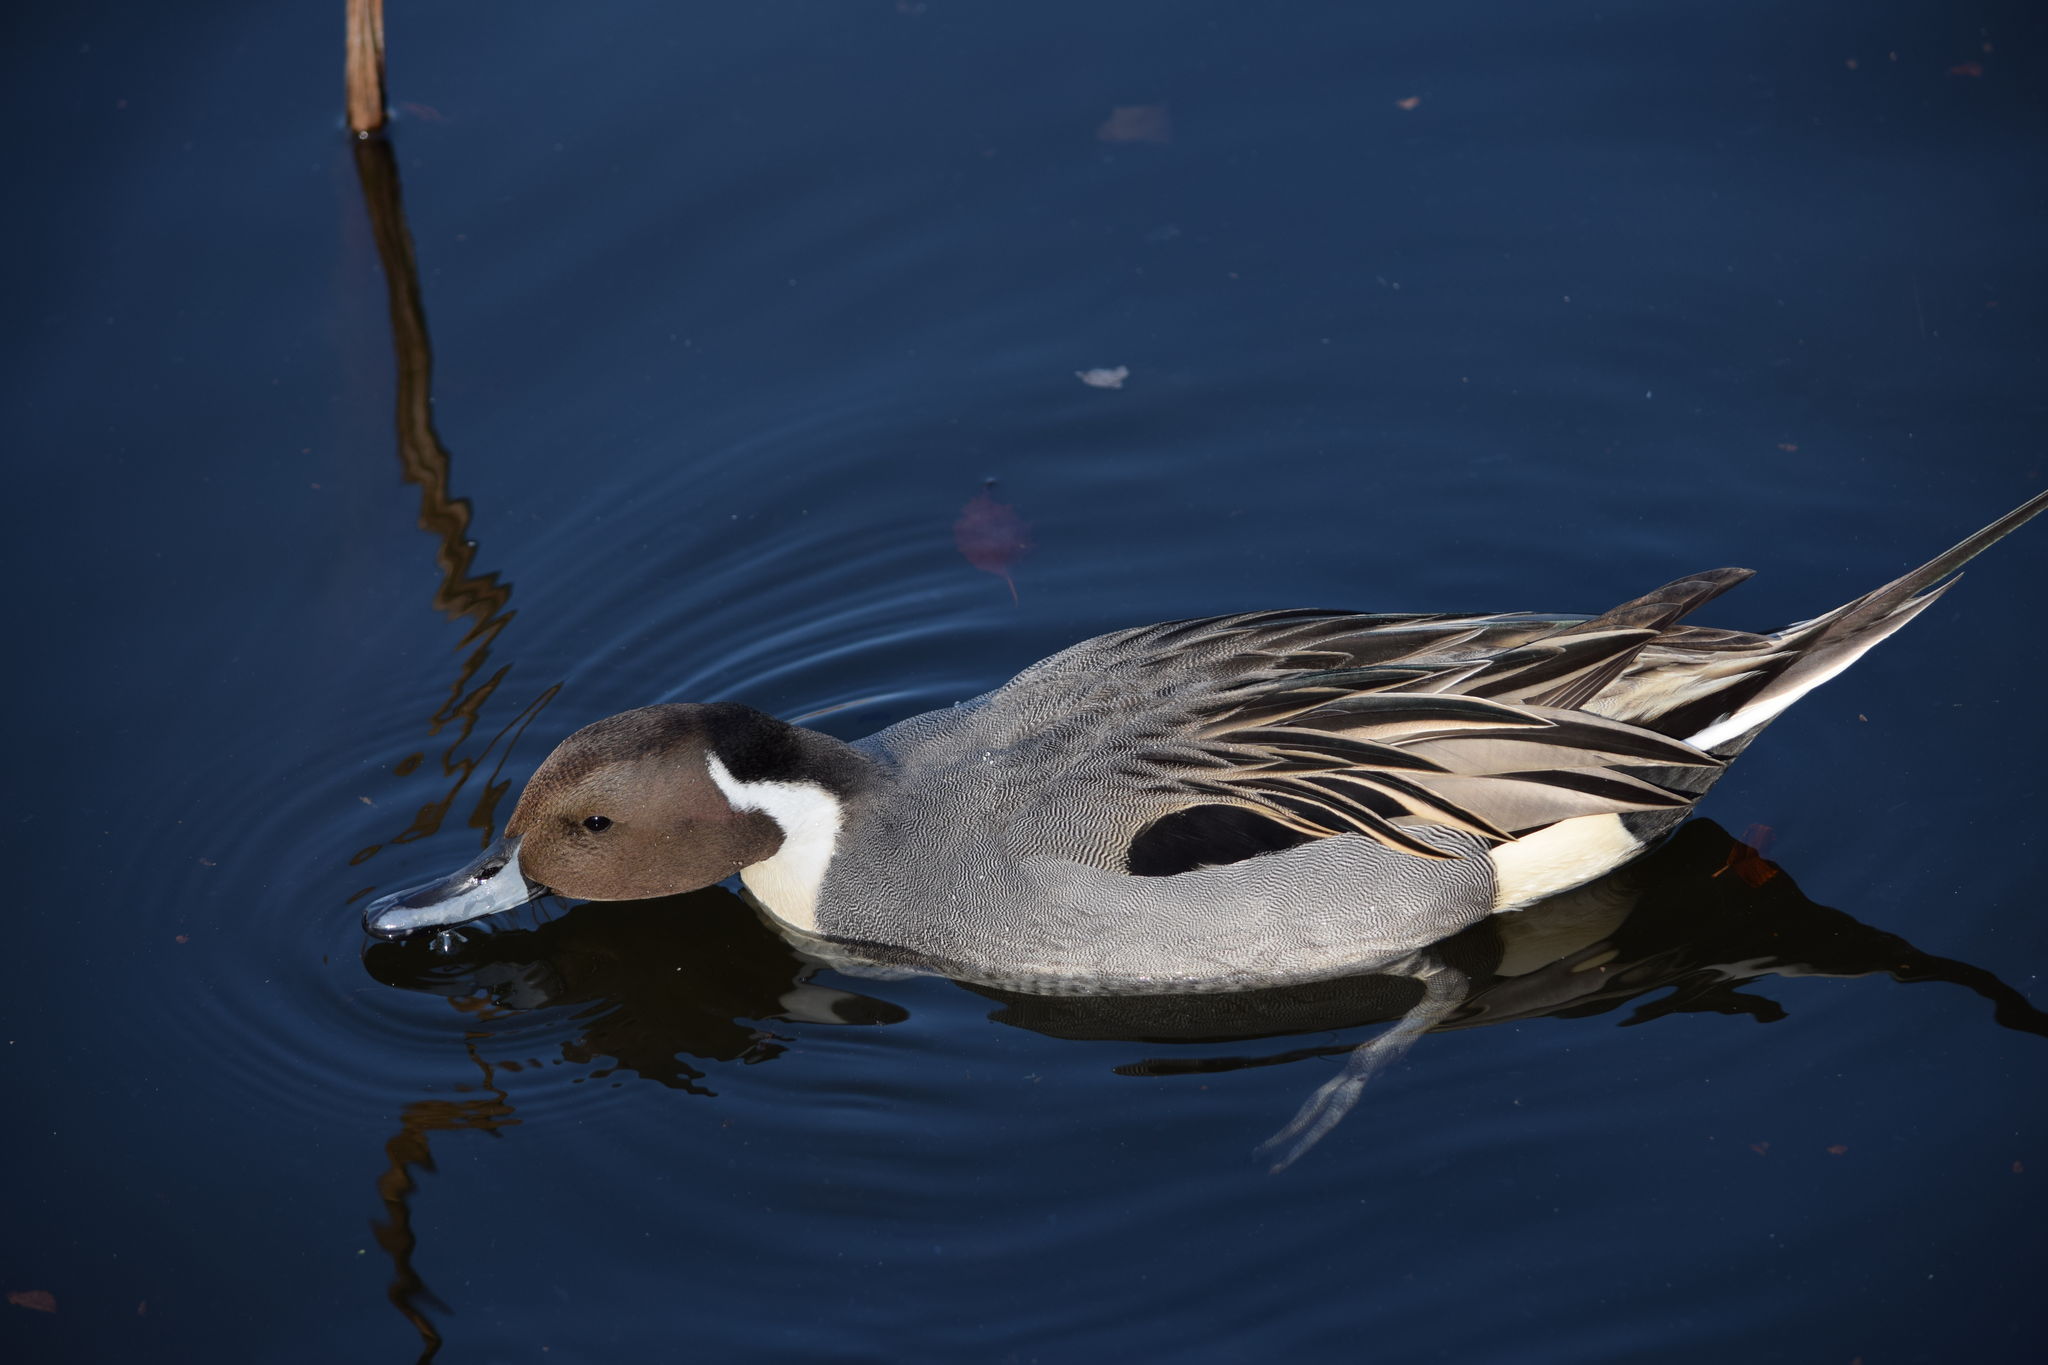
[372,1008,522,1364]
[347,133,557,867]
[348,126,553,1364]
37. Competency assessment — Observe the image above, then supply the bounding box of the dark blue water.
[7,2,2046,1361]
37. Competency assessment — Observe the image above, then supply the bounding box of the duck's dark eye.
[582,815,613,833]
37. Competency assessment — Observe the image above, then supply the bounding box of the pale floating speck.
[1395,96,1422,111]
[1097,105,1170,144]
[1077,366,1130,390]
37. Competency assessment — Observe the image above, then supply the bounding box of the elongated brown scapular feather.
[1220,727,1451,772]
[1319,771,1516,841]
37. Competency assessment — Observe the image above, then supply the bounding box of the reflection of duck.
[976,820,2048,1060]
[363,491,2044,1162]
[366,823,2044,1152]
[362,892,906,1094]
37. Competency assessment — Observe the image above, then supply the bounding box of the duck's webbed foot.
[1257,955,1467,1173]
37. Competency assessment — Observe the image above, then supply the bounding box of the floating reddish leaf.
[7,1290,56,1313]
[954,483,1031,604]
[1749,1141,1770,1156]
[1395,96,1422,111]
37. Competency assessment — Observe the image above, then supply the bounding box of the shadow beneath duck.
[362,891,908,1092]
[364,821,2043,1161]
[970,819,2048,1166]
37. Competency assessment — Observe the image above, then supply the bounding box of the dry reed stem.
[346,0,387,134]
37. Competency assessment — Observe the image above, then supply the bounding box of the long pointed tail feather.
[1683,487,2048,751]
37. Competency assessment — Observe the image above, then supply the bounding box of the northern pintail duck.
[365,490,2045,1162]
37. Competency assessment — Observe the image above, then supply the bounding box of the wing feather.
[1141,616,1728,857]
[955,590,1747,865]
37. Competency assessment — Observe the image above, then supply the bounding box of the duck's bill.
[362,834,546,940]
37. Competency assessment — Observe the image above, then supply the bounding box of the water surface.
[6,2,2045,1361]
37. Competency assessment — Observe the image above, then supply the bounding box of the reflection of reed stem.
[352,136,518,736]
[371,1028,521,1363]
[351,138,514,644]
[345,0,387,135]
[349,134,553,865]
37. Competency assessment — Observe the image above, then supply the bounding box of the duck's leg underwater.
[1258,953,1467,1173]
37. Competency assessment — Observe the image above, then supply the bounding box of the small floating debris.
[1077,365,1129,390]
[1097,105,1170,144]
[430,929,467,956]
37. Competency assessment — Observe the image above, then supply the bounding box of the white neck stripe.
[704,753,843,933]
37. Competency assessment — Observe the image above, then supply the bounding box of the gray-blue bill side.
[362,834,545,940]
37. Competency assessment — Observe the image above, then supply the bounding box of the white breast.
[704,753,845,932]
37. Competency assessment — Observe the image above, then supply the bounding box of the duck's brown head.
[363,703,863,940]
